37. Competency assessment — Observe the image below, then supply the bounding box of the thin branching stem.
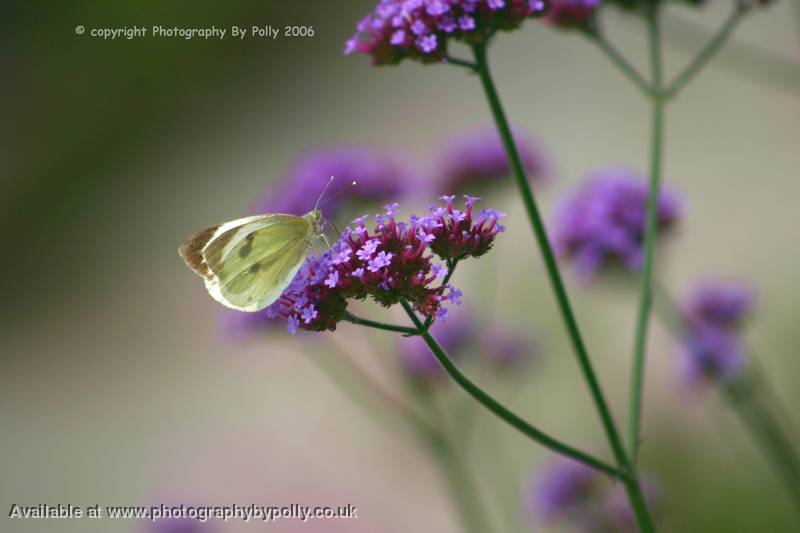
[652,280,800,510]
[320,332,493,531]
[413,383,494,533]
[628,0,665,467]
[664,0,751,99]
[584,27,654,96]
[725,377,800,510]
[469,40,655,533]
[470,40,629,473]
[444,55,479,70]
[400,299,625,479]
[343,312,418,335]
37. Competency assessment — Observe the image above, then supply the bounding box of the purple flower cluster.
[542,0,600,28]
[266,196,505,334]
[345,0,548,65]
[432,126,549,194]
[526,459,659,531]
[253,146,415,219]
[427,194,506,259]
[553,167,682,281]
[677,281,755,385]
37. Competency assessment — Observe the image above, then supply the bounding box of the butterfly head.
[304,209,323,234]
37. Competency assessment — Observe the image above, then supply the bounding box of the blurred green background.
[1,1,799,532]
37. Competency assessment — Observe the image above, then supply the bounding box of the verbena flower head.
[266,196,504,333]
[433,126,549,194]
[345,0,549,65]
[254,146,415,218]
[676,280,754,386]
[397,307,476,379]
[553,167,682,281]
[542,0,600,28]
[526,459,600,521]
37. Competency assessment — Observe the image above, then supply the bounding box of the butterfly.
[178,178,349,312]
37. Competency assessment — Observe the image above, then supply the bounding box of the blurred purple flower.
[482,324,535,370]
[553,167,682,281]
[397,307,476,380]
[345,0,547,65]
[682,281,755,332]
[678,328,745,386]
[432,126,550,194]
[254,146,416,219]
[526,459,600,521]
[527,460,661,531]
[542,0,601,28]
[676,280,754,386]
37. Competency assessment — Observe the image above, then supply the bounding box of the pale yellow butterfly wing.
[179,213,316,312]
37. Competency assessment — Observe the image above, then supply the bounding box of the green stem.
[652,281,800,510]
[343,312,418,335]
[319,333,492,532]
[401,299,623,479]
[430,436,494,533]
[308,339,436,438]
[725,378,800,510]
[444,55,479,70]
[472,39,630,473]
[464,379,529,533]
[628,0,665,466]
[664,0,751,99]
[470,41,655,533]
[403,300,657,530]
[661,10,800,94]
[415,384,494,533]
[584,27,654,96]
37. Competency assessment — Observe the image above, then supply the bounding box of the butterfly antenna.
[318,180,358,210]
[314,176,337,211]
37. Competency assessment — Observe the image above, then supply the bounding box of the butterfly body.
[179,209,322,312]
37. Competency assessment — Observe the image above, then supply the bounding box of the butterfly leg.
[322,217,344,238]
